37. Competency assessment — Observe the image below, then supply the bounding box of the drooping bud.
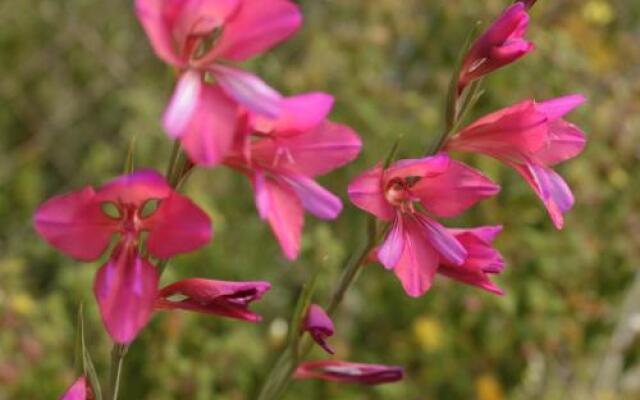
[303,304,335,354]
[295,360,404,385]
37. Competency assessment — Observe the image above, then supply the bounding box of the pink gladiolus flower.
[34,170,212,343]
[303,304,335,354]
[294,360,404,385]
[458,3,534,94]
[439,226,505,295]
[348,154,500,297]
[225,109,362,260]
[59,377,91,400]
[136,0,302,165]
[446,95,587,229]
[156,278,271,322]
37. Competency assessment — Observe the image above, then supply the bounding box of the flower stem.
[107,344,127,400]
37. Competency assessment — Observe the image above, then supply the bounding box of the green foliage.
[1,0,639,399]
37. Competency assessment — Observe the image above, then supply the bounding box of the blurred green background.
[1,0,639,399]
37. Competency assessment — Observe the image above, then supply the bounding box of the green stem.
[107,344,127,400]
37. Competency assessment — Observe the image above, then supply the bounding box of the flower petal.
[144,193,212,259]
[250,92,334,135]
[163,71,202,139]
[59,376,88,400]
[295,360,404,385]
[518,163,575,229]
[532,119,586,166]
[304,304,335,354]
[279,173,342,220]
[34,187,116,261]
[175,83,239,167]
[96,169,172,206]
[94,244,159,344]
[537,94,586,121]
[206,0,302,62]
[347,163,395,221]
[253,171,304,260]
[414,214,467,266]
[392,215,440,297]
[384,154,450,183]
[377,215,404,269]
[411,160,500,218]
[211,65,283,118]
[135,0,184,65]
[252,121,363,177]
[157,278,271,322]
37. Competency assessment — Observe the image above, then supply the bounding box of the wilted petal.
[250,92,334,135]
[205,0,302,62]
[411,160,499,218]
[414,214,467,266]
[392,215,440,297]
[95,169,172,206]
[94,244,159,344]
[295,360,404,385]
[156,278,271,322]
[253,121,362,177]
[34,187,116,261]
[211,65,283,118]
[439,226,505,295]
[59,376,89,400]
[303,304,335,354]
[279,173,342,220]
[347,163,395,221]
[253,172,304,260]
[144,193,212,259]
[163,71,202,139]
[512,162,575,229]
[173,83,239,166]
[377,214,404,269]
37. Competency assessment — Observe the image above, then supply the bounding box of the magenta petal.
[304,304,335,355]
[34,187,116,261]
[532,119,586,166]
[384,154,450,182]
[94,244,159,344]
[537,94,586,121]
[176,83,239,167]
[439,226,505,295]
[253,172,303,260]
[96,169,171,206]
[157,278,271,322]
[377,215,404,269]
[392,215,440,297]
[59,376,88,400]
[163,71,202,139]
[144,193,212,259]
[279,173,342,220]
[135,0,184,66]
[211,65,283,118]
[414,214,467,266]
[347,163,395,221]
[295,360,404,385]
[411,160,500,218]
[207,0,302,62]
[250,92,334,135]
[253,121,363,177]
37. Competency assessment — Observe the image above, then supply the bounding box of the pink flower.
[516,0,538,9]
[294,360,403,385]
[446,95,586,229]
[136,0,302,165]
[59,377,91,400]
[303,304,335,355]
[156,278,271,322]
[458,3,534,94]
[225,110,362,260]
[348,154,500,297]
[440,226,505,295]
[34,170,212,343]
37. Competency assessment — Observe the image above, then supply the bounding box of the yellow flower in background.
[582,0,615,26]
[10,292,36,316]
[475,373,504,400]
[412,316,443,352]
